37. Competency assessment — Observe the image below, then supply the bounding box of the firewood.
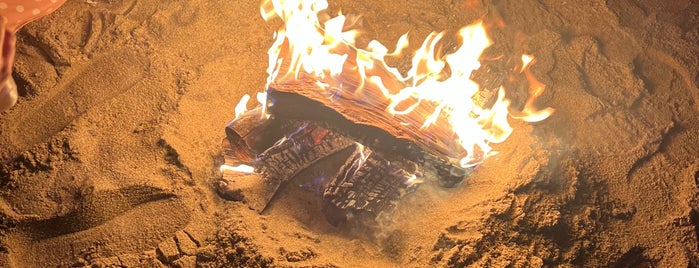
[224,107,301,162]
[323,144,419,222]
[266,88,470,187]
[246,123,354,211]
[255,123,353,182]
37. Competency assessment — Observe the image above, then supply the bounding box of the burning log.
[218,112,428,217]
[217,0,554,226]
[254,123,353,185]
[218,121,354,212]
[266,86,471,187]
[224,107,295,162]
[322,144,419,224]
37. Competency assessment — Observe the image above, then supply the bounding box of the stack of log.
[216,41,477,224]
[217,80,472,224]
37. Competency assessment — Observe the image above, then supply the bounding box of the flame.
[512,55,556,122]
[234,94,251,120]
[233,92,270,120]
[220,164,256,174]
[355,142,370,168]
[255,0,553,168]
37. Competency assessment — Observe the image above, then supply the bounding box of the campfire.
[216,0,553,224]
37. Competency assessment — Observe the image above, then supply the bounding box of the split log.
[323,144,419,223]
[266,88,471,187]
[255,123,354,182]
[219,123,354,212]
[251,123,354,211]
[224,107,300,162]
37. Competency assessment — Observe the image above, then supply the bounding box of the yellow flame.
[233,92,269,120]
[220,164,255,174]
[356,142,370,166]
[256,0,553,168]
[512,55,555,122]
[520,54,534,72]
[234,94,251,120]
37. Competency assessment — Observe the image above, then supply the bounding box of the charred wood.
[251,124,354,211]
[266,88,469,187]
[255,123,354,182]
[224,107,301,162]
[323,144,419,220]
[219,122,354,213]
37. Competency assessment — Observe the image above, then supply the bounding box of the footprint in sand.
[2,185,192,267]
[0,49,148,163]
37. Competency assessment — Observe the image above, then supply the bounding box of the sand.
[0,0,697,267]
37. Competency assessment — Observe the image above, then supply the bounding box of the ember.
[217,0,553,223]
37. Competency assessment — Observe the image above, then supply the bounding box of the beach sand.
[0,0,697,266]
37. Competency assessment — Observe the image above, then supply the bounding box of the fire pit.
[215,0,552,225]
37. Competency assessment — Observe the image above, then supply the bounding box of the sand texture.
[1,0,698,267]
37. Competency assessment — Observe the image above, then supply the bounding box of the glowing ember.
[249,0,553,168]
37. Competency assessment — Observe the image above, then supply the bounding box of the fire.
[220,164,256,174]
[513,55,556,122]
[234,94,251,120]
[233,92,269,120]
[246,0,553,168]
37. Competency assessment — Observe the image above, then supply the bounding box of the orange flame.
[255,0,553,168]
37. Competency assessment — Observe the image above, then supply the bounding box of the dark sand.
[0,0,697,267]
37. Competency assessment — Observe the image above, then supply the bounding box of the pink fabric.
[0,0,65,112]
[0,0,67,32]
